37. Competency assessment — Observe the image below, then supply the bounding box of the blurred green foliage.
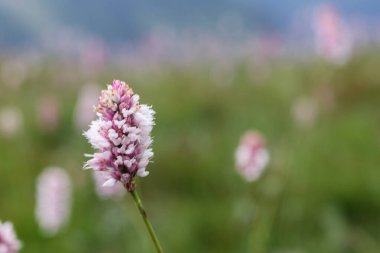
[0,50,380,253]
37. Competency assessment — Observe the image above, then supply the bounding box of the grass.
[0,49,380,252]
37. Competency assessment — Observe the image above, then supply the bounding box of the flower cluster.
[235,131,269,182]
[84,80,155,191]
[0,221,22,253]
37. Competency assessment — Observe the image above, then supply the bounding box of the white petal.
[103,178,117,187]
[137,169,149,177]
[114,119,126,129]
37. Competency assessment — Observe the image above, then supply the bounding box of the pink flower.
[313,4,352,65]
[84,80,155,191]
[0,221,22,253]
[35,167,72,236]
[37,96,59,131]
[235,131,269,182]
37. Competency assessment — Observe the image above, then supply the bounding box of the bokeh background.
[1,1,380,252]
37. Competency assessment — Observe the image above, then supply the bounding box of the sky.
[0,0,379,49]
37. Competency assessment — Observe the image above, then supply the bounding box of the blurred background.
[1,0,380,252]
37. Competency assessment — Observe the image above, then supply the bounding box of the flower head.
[84,80,155,191]
[35,167,72,236]
[235,131,269,182]
[0,221,22,253]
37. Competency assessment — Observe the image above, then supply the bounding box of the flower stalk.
[130,190,164,253]
[83,80,162,251]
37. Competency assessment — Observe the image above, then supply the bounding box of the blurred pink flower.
[313,4,353,65]
[0,221,22,253]
[74,83,101,130]
[291,96,319,128]
[235,131,269,182]
[37,96,60,131]
[80,39,107,77]
[93,171,125,199]
[35,167,72,236]
[0,107,23,138]
[84,80,155,191]
[0,59,28,89]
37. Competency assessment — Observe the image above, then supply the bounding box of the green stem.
[130,190,164,253]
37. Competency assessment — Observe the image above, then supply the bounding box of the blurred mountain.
[0,0,380,48]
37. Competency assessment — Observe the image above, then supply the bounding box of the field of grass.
[0,50,380,253]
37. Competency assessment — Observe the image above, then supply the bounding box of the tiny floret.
[84,80,155,191]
